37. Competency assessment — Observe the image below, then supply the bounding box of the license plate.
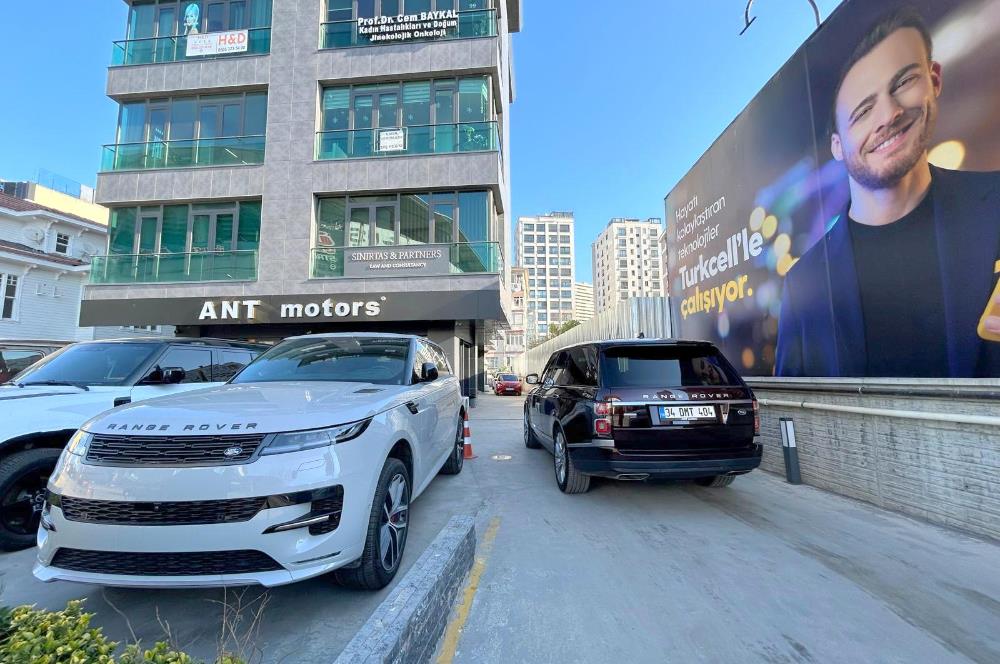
[659,405,716,421]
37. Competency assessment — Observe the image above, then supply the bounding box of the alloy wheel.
[554,433,567,484]
[2,475,48,535]
[379,474,409,572]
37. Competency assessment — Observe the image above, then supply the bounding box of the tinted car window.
[566,347,597,387]
[232,337,410,385]
[599,345,743,387]
[0,350,44,383]
[550,351,572,386]
[429,344,451,374]
[14,343,160,386]
[215,350,254,382]
[415,342,439,381]
[157,348,214,383]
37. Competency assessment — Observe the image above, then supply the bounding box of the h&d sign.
[345,246,451,278]
[186,29,250,57]
[358,10,459,44]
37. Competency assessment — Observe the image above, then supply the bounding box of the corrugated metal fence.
[516,297,672,376]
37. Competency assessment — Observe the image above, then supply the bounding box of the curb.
[334,515,476,664]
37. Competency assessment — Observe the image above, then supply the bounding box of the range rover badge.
[223,446,244,458]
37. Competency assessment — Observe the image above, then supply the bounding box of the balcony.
[316,122,498,160]
[100,136,265,172]
[111,27,271,66]
[321,9,495,49]
[89,251,258,284]
[312,242,502,278]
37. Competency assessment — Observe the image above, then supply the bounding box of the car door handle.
[405,401,421,415]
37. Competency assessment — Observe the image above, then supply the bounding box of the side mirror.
[420,362,439,382]
[525,374,539,385]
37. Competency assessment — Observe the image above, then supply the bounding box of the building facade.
[83,0,521,399]
[573,281,593,322]
[591,217,663,313]
[513,212,575,343]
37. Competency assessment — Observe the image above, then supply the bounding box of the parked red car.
[494,373,522,396]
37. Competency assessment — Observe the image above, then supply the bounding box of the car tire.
[554,430,590,494]
[0,448,63,551]
[695,474,735,488]
[523,409,541,449]
[335,457,410,591]
[439,415,465,475]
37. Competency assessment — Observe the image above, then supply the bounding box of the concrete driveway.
[443,394,1000,664]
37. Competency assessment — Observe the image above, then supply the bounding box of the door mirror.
[525,373,539,385]
[420,362,439,382]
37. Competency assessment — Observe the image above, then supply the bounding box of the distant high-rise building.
[592,217,664,313]
[658,229,670,298]
[573,282,594,322]
[514,212,576,342]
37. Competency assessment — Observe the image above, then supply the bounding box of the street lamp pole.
[740,0,821,35]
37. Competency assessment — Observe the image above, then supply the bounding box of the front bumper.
[34,436,382,588]
[569,444,763,479]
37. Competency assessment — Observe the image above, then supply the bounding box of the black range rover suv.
[524,340,761,494]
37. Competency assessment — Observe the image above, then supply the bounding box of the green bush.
[0,602,247,664]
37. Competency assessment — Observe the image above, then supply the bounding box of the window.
[1,274,18,320]
[561,268,571,276]
[561,301,572,309]
[0,350,44,384]
[561,290,572,298]
[560,247,570,255]
[560,258,571,266]
[560,235,570,243]
[617,228,626,236]
[548,235,558,243]
[214,350,254,381]
[558,224,570,232]
[55,233,70,255]
[523,224,534,231]
[524,246,534,254]
[525,257,535,265]
[565,347,598,387]
[108,201,261,256]
[524,234,534,243]
[618,260,628,268]
[156,347,213,383]
[513,313,523,325]
[549,258,559,265]
[536,278,547,287]
[127,0,272,41]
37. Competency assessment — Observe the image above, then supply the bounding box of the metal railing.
[89,250,258,284]
[111,27,271,66]
[312,241,502,278]
[320,8,495,49]
[100,135,265,171]
[315,121,498,160]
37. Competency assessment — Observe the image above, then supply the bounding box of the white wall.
[0,260,87,341]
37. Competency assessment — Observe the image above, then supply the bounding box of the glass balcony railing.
[100,136,265,171]
[111,27,271,66]
[321,9,495,49]
[89,251,258,284]
[312,242,503,278]
[316,122,498,160]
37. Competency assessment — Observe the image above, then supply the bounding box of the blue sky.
[0,0,843,282]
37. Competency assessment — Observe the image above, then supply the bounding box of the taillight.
[594,401,613,437]
[752,398,760,435]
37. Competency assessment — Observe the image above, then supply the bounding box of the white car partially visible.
[34,333,465,590]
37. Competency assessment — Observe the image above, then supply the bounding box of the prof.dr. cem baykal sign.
[197,297,385,321]
[357,10,459,43]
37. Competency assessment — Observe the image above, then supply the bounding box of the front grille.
[60,496,266,526]
[86,434,265,466]
[51,548,283,576]
[308,488,345,535]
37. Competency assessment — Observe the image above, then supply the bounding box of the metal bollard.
[779,417,802,485]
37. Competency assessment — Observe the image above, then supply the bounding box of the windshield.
[11,343,160,387]
[231,337,411,385]
[599,345,744,388]
[500,374,518,382]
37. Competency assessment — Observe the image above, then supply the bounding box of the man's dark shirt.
[848,188,950,376]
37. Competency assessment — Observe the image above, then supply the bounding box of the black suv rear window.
[599,346,743,387]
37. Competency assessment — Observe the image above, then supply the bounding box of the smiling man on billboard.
[775,7,1000,377]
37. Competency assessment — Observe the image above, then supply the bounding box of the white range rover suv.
[34,333,465,590]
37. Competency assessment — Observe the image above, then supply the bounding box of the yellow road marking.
[436,516,501,664]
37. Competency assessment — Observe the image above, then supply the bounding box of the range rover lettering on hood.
[105,423,259,432]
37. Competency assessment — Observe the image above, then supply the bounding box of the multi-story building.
[0,191,172,341]
[592,217,663,313]
[573,281,594,322]
[513,212,575,342]
[82,0,521,398]
[657,229,670,298]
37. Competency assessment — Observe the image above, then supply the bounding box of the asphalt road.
[3,393,998,663]
[442,394,1000,664]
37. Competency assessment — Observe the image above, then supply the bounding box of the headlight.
[65,431,93,457]
[260,420,371,456]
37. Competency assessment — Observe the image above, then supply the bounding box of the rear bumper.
[569,444,762,479]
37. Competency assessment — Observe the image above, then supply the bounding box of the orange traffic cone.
[463,407,476,459]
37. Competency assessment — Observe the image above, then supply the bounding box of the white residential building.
[658,230,670,298]
[485,266,527,372]
[514,212,576,343]
[573,282,594,322]
[0,192,172,341]
[592,217,664,313]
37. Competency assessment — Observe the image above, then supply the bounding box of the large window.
[108,201,261,255]
[108,93,266,170]
[127,0,273,39]
[323,0,494,48]
[1,274,18,320]
[318,77,496,159]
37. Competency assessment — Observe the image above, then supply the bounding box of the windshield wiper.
[17,380,91,391]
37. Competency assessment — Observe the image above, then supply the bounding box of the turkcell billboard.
[665,0,1000,378]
